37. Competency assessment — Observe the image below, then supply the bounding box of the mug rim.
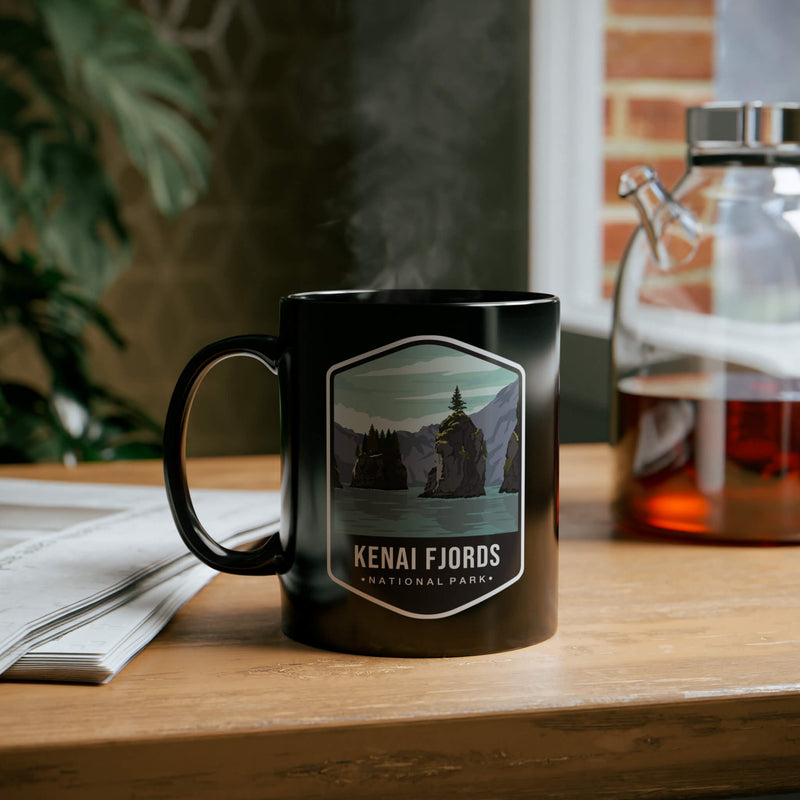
[286,289,559,307]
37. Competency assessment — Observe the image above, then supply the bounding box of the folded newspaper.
[0,478,280,684]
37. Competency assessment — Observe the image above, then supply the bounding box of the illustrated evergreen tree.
[351,425,407,489]
[449,385,467,414]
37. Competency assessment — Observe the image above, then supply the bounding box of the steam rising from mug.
[313,1,530,290]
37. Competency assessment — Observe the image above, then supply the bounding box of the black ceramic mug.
[163,289,559,656]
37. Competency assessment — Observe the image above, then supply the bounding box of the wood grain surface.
[1,445,799,799]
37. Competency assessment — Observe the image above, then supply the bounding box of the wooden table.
[1,444,799,799]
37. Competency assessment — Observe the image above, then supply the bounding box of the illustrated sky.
[333,343,519,434]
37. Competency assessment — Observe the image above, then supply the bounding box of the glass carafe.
[612,102,800,543]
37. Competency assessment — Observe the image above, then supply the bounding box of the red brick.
[606,30,712,80]
[604,221,638,265]
[628,98,695,141]
[609,228,712,279]
[604,157,687,205]
[683,236,713,271]
[609,0,714,16]
[639,282,712,314]
[638,243,713,278]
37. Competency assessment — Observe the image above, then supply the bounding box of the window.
[530,0,716,339]
[529,0,608,336]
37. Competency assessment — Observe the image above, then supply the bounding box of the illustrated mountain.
[420,404,487,498]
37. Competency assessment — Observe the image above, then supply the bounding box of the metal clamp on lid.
[687,102,800,155]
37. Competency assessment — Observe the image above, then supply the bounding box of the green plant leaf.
[18,135,130,296]
[0,18,50,62]
[0,82,28,136]
[0,16,83,138]
[0,250,125,402]
[37,0,212,216]
[0,382,64,463]
[0,176,19,237]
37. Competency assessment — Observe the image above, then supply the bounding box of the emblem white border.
[326,335,526,619]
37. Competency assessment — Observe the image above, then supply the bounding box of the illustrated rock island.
[350,426,408,490]
[421,386,487,499]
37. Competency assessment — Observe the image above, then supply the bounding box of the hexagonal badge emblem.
[326,336,524,618]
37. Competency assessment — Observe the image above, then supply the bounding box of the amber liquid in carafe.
[614,373,800,542]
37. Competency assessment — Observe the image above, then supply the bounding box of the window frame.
[529,0,611,338]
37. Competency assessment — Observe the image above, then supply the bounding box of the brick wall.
[602,0,715,298]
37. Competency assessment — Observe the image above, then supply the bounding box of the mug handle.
[163,335,287,576]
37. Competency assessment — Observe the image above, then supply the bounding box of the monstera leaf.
[0,0,211,296]
[38,0,211,216]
